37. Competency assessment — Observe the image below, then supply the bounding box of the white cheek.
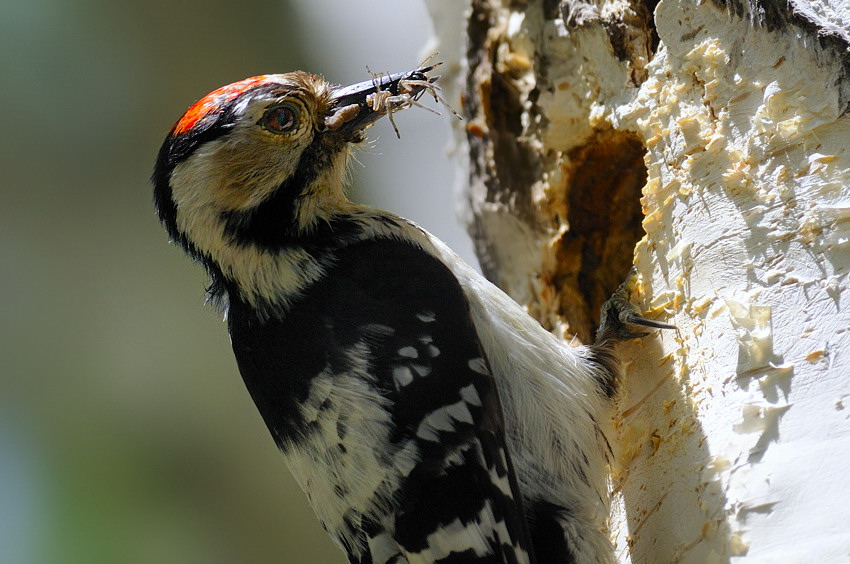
[168,135,331,311]
[168,153,228,263]
[170,131,310,216]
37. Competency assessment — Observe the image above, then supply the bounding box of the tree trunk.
[426,0,850,561]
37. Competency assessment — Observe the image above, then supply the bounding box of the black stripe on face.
[219,134,331,251]
[218,133,370,254]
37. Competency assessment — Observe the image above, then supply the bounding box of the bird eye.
[260,103,299,134]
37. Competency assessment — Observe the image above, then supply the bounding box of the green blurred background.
[0,1,475,562]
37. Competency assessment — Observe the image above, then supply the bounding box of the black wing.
[229,237,535,564]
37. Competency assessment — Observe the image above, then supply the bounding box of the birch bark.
[426,0,850,561]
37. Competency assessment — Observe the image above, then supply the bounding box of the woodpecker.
[153,65,671,564]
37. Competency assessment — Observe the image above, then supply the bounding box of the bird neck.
[209,206,432,320]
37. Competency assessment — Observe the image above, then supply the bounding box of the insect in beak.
[325,61,456,139]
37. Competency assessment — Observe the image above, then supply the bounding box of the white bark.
[428,0,850,561]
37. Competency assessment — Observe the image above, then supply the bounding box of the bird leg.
[596,270,676,344]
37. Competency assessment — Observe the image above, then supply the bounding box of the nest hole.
[553,130,648,343]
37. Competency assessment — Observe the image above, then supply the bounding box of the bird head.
[152,66,438,308]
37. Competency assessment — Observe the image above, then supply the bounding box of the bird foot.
[596,275,676,344]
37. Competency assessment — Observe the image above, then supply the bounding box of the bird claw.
[596,276,676,344]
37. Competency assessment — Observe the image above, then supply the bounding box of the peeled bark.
[427,0,850,561]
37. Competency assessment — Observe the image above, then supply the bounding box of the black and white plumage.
[153,66,663,563]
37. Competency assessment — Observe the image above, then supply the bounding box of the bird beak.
[324,65,438,139]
